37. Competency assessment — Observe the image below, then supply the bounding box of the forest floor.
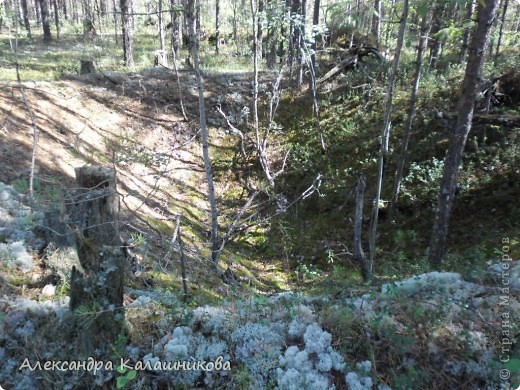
[0,64,291,301]
[1,38,520,388]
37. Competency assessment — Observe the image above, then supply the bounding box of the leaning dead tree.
[316,45,382,86]
[67,166,126,357]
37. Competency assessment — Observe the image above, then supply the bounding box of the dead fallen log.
[317,45,382,86]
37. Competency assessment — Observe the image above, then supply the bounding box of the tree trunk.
[429,0,499,270]
[37,0,52,42]
[373,0,381,46]
[21,0,32,38]
[288,0,300,80]
[69,166,126,358]
[494,0,508,65]
[169,1,188,120]
[428,3,446,71]
[310,0,319,72]
[266,0,278,68]
[460,0,475,62]
[52,0,60,40]
[158,0,166,52]
[297,0,306,87]
[215,0,220,53]
[183,0,220,268]
[354,175,370,281]
[170,0,181,57]
[390,11,432,214]
[71,0,78,24]
[61,0,68,19]
[368,0,408,273]
[112,0,118,43]
[120,0,134,66]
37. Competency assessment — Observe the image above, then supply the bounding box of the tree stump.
[80,60,95,75]
[154,50,167,67]
[68,166,126,357]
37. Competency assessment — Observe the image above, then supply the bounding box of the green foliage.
[392,365,431,389]
[115,363,138,389]
[57,278,70,297]
[12,179,29,194]
[401,157,444,206]
[295,260,322,281]
[75,302,100,329]
[130,232,147,249]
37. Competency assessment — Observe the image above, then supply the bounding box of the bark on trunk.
[21,0,32,38]
[460,1,476,62]
[373,0,381,47]
[69,166,126,357]
[354,175,370,281]
[390,11,432,214]
[215,0,220,53]
[368,0,408,272]
[429,0,500,270]
[494,0,508,65]
[158,0,166,52]
[183,0,220,267]
[120,0,134,66]
[38,0,52,42]
[52,0,60,40]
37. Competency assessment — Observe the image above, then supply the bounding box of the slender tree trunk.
[460,0,475,62]
[257,0,264,58]
[368,0,408,273]
[267,0,278,68]
[112,0,118,43]
[354,175,370,281]
[61,0,68,19]
[21,0,32,37]
[310,0,319,72]
[383,0,395,54]
[494,0,508,65]
[389,11,432,215]
[428,3,446,71]
[297,0,306,87]
[170,0,188,120]
[183,0,220,268]
[373,0,381,46]
[251,0,275,188]
[514,3,520,44]
[120,0,134,66]
[52,0,60,40]
[215,0,220,53]
[429,0,499,270]
[158,0,165,51]
[37,0,52,42]
[170,0,181,57]
[288,0,300,80]
[71,0,78,24]
[233,0,239,44]
[94,0,102,34]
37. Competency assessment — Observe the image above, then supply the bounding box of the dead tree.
[316,45,382,86]
[68,166,127,357]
